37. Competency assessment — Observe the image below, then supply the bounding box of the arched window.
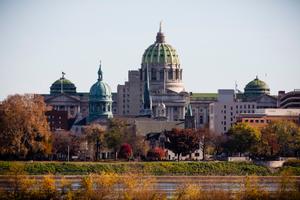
[168,69,173,80]
[175,69,179,79]
[151,68,156,80]
[159,70,164,81]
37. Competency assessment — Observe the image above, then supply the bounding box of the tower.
[88,62,113,122]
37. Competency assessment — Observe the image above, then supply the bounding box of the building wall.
[117,70,143,116]
[279,90,300,108]
[45,110,68,131]
[209,90,257,134]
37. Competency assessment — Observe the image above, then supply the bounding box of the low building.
[237,108,300,128]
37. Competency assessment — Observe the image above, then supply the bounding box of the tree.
[104,128,122,160]
[165,128,200,161]
[0,94,52,160]
[256,121,300,159]
[197,128,212,160]
[118,143,132,160]
[130,135,149,160]
[52,131,81,160]
[83,124,105,161]
[224,123,260,156]
[103,119,129,160]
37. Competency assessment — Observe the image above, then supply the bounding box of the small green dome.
[89,81,112,101]
[50,74,76,95]
[244,76,270,96]
[142,24,180,65]
[88,64,113,122]
[89,66,112,101]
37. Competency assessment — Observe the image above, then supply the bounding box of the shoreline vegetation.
[0,171,300,200]
[1,161,300,176]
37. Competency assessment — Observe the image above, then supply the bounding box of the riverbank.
[1,161,298,176]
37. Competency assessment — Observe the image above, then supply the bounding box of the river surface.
[0,175,299,197]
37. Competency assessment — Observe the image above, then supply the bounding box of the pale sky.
[0,0,300,100]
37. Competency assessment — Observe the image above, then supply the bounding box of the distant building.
[278,90,300,108]
[237,108,300,128]
[237,76,277,109]
[117,23,189,121]
[209,89,257,134]
[45,109,68,131]
[190,93,217,128]
[43,74,89,119]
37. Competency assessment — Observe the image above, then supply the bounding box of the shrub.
[146,147,166,161]
[119,143,133,160]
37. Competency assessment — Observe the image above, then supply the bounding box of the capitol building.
[43,23,280,134]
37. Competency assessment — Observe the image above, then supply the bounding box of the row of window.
[140,69,183,81]
[223,104,255,109]
[244,119,269,123]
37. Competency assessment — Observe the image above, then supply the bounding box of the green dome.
[89,81,112,101]
[88,64,113,122]
[50,75,76,95]
[244,76,270,96]
[142,43,180,65]
[142,24,180,65]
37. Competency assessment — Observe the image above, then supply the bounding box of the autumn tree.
[197,128,212,160]
[83,124,105,161]
[223,123,260,156]
[255,121,300,159]
[131,135,149,160]
[102,119,127,159]
[52,131,81,160]
[0,94,52,160]
[165,128,200,161]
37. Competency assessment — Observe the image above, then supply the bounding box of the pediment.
[257,94,277,103]
[45,94,81,103]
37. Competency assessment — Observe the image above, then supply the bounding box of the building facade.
[237,109,300,128]
[278,90,300,108]
[209,89,257,134]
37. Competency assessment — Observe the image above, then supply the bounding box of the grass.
[0,161,273,176]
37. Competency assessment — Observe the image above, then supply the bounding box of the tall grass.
[0,171,300,200]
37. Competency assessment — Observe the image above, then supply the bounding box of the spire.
[156,21,165,43]
[159,20,162,33]
[141,65,152,117]
[98,60,103,81]
[61,72,65,93]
